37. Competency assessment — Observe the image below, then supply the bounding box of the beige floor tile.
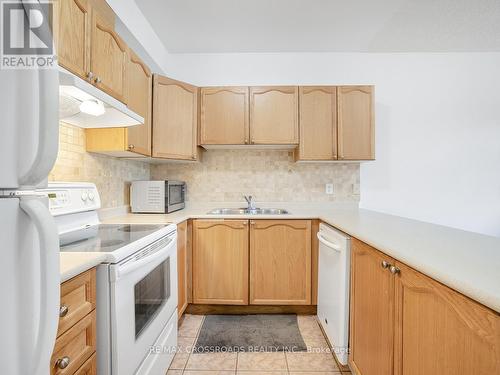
[186,352,237,371]
[237,352,288,371]
[177,336,196,355]
[286,352,340,372]
[168,353,189,370]
[165,370,182,375]
[237,372,287,375]
[179,314,205,338]
[303,335,331,352]
[184,371,235,375]
[289,372,341,375]
[297,315,318,325]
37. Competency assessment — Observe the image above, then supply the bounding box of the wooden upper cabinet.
[193,220,249,305]
[337,86,374,160]
[249,86,299,145]
[54,0,91,80]
[125,50,152,156]
[393,261,500,375]
[152,75,198,160]
[200,87,249,145]
[297,86,337,160]
[349,239,394,375]
[90,12,127,103]
[249,220,311,305]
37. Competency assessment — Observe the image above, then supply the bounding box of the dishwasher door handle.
[317,231,342,252]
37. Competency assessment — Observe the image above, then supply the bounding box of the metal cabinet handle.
[86,71,94,80]
[128,144,135,150]
[94,76,101,84]
[381,261,390,269]
[389,265,401,275]
[59,305,68,317]
[56,356,70,369]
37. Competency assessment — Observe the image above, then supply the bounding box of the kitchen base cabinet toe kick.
[349,238,500,375]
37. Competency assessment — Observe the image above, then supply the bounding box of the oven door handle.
[114,233,177,281]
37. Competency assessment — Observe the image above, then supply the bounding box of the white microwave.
[130,180,186,213]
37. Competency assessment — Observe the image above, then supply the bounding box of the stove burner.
[100,239,126,247]
[118,225,161,233]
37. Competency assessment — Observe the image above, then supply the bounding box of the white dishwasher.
[317,222,351,366]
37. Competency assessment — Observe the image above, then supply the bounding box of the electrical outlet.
[325,183,334,195]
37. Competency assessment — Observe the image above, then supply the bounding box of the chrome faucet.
[244,195,256,210]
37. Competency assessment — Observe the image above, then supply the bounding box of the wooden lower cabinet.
[74,353,96,375]
[394,261,500,375]
[349,239,500,375]
[193,220,249,304]
[177,220,188,317]
[51,311,96,375]
[349,239,395,375]
[52,269,97,375]
[249,220,311,305]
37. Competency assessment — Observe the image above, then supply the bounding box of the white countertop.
[101,203,500,313]
[60,252,107,283]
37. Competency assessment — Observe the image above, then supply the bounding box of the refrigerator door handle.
[19,0,59,188]
[20,197,60,375]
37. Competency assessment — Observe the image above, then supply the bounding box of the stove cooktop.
[59,224,169,253]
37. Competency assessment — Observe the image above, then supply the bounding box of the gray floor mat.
[193,314,307,353]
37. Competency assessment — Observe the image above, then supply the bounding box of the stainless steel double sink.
[207,208,290,215]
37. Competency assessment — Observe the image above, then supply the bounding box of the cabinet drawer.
[58,269,96,336]
[51,311,96,375]
[74,353,96,375]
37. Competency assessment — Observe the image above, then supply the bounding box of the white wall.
[165,52,500,237]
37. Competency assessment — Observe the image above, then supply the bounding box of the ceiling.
[135,0,500,53]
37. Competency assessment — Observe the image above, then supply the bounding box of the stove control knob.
[81,192,88,201]
[88,191,95,201]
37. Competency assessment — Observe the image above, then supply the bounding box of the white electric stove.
[44,182,178,375]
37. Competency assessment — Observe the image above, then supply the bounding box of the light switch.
[325,183,334,195]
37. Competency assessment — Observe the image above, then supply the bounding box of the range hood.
[58,67,144,128]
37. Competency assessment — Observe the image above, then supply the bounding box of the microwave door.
[167,183,185,212]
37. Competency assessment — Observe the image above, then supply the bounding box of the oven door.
[166,181,185,212]
[109,232,178,375]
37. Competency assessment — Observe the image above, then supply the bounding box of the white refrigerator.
[0,2,61,374]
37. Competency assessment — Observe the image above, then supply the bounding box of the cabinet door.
[394,261,500,375]
[152,75,198,160]
[337,86,374,160]
[177,221,188,317]
[249,220,311,305]
[90,13,127,102]
[200,87,249,145]
[54,0,91,80]
[125,50,152,156]
[193,220,249,305]
[349,239,394,375]
[297,86,337,160]
[249,86,299,144]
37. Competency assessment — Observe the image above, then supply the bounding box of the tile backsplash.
[49,123,151,208]
[152,150,360,203]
